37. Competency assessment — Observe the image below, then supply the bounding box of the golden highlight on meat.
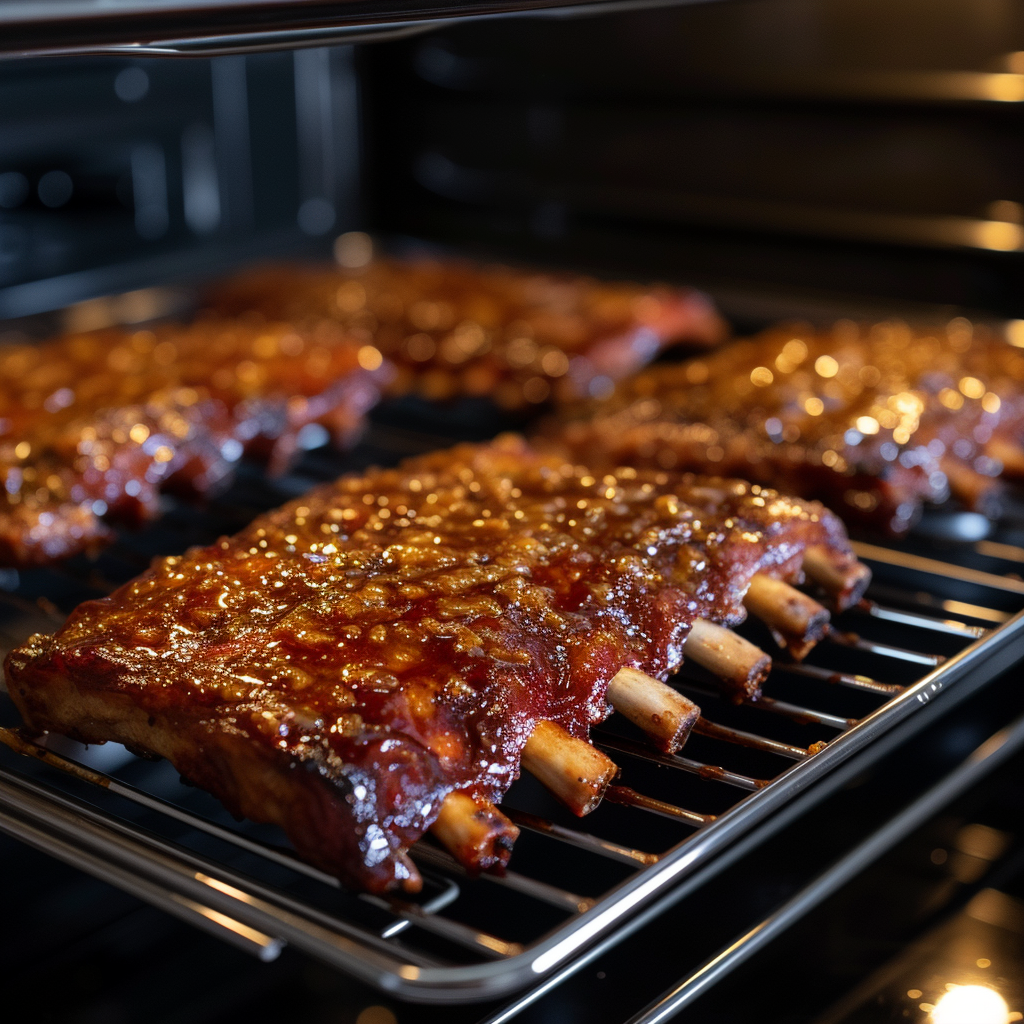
[205,257,726,408]
[5,436,866,893]
[0,319,389,566]
[552,319,1024,533]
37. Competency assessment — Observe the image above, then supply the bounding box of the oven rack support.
[2,538,1023,1002]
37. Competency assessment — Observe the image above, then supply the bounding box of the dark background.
[4,0,1024,328]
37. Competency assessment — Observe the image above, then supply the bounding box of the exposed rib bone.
[606,667,700,754]
[986,436,1024,478]
[803,545,871,610]
[939,456,1003,515]
[743,574,830,660]
[522,720,619,816]
[430,792,519,874]
[685,618,771,702]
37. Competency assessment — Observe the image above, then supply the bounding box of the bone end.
[743,574,831,661]
[522,720,619,816]
[803,545,872,611]
[685,618,771,702]
[606,666,700,754]
[431,792,520,874]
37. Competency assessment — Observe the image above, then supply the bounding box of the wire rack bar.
[2,726,592,926]
[410,844,595,914]
[824,628,945,666]
[604,786,713,827]
[594,735,767,792]
[974,539,1024,563]
[750,695,856,731]
[0,766,452,972]
[853,599,987,638]
[504,809,660,866]
[852,540,1024,595]
[0,802,285,961]
[365,895,524,959]
[690,718,812,761]
[862,584,1010,625]
[772,662,903,696]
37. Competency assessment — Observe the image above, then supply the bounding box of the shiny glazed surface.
[0,319,388,566]
[553,319,1024,533]
[206,257,725,409]
[6,436,858,892]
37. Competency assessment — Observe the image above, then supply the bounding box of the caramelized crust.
[0,319,389,566]
[205,258,726,408]
[5,436,860,892]
[552,319,1024,534]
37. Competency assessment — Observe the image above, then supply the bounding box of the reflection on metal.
[131,143,170,240]
[1006,321,1024,348]
[211,56,253,231]
[967,888,1024,935]
[416,156,1024,253]
[1,1,703,59]
[851,542,1024,595]
[573,191,1024,253]
[182,124,221,235]
[638,69,1024,106]
[930,985,1010,1024]
[294,48,336,237]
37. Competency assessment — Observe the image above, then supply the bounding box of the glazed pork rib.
[5,436,868,893]
[552,319,1024,534]
[0,318,389,567]
[205,257,726,409]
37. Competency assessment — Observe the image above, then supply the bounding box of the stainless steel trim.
[46,23,440,59]
[622,709,1024,1024]
[0,0,722,59]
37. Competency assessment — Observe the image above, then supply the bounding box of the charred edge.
[743,574,831,661]
[430,791,520,875]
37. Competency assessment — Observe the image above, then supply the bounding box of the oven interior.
[3,0,1024,1020]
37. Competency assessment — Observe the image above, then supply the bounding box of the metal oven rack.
[1,415,1024,1004]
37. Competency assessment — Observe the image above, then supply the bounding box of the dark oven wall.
[360,0,1024,324]
[0,49,360,324]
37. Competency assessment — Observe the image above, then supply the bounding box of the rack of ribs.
[5,436,869,893]
[0,318,390,567]
[204,256,726,409]
[551,319,1024,534]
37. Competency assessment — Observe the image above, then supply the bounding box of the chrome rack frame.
[620,708,1024,1024]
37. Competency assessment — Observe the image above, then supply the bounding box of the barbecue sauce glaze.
[6,436,859,893]
[206,257,725,408]
[555,319,1024,534]
[0,320,387,566]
